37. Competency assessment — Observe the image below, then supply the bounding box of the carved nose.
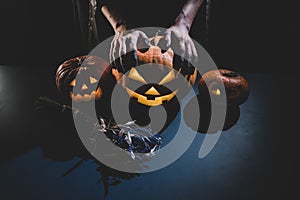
[81,84,88,90]
[145,86,160,96]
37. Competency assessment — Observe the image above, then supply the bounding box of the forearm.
[174,0,204,31]
[101,5,127,33]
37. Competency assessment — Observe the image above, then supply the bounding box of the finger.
[136,31,150,50]
[191,41,198,66]
[127,35,137,52]
[109,36,116,64]
[185,42,193,65]
[110,36,118,68]
[181,60,192,78]
[119,37,126,58]
[119,38,127,72]
[170,33,186,60]
[113,36,123,73]
[163,30,172,48]
[126,37,138,69]
[114,56,123,73]
[181,58,195,78]
[158,33,170,53]
[178,41,185,62]
[180,42,192,77]
[172,38,185,72]
[112,39,119,67]
[138,31,149,43]
[183,45,196,77]
[109,41,114,68]
[173,53,183,72]
[123,51,138,72]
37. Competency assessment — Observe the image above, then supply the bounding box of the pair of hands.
[109,24,198,75]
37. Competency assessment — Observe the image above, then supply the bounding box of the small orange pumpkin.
[198,69,249,106]
[55,55,117,104]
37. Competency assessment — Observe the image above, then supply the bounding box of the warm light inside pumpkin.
[70,79,76,87]
[125,67,181,106]
[71,87,103,102]
[81,84,88,90]
[128,67,147,84]
[145,86,160,95]
[69,75,102,102]
[125,87,178,107]
[212,88,221,96]
[89,76,98,84]
[159,70,175,85]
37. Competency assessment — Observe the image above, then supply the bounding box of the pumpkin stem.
[152,30,161,46]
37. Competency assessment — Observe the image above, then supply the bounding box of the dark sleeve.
[98,0,187,29]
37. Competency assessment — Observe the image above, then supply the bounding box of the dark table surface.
[0,66,297,200]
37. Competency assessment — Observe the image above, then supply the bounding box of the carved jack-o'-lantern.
[198,69,249,106]
[99,7,199,131]
[119,35,198,107]
[184,68,249,133]
[113,35,198,132]
[125,67,178,107]
[125,65,181,130]
[56,55,116,103]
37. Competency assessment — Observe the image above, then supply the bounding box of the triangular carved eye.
[211,88,221,96]
[159,70,175,85]
[128,68,147,84]
[70,79,76,87]
[89,76,98,84]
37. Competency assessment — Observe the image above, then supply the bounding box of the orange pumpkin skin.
[115,35,198,133]
[55,55,117,104]
[136,36,174,68]
[135,35,197,86]
[198,69,249,106]
[118,35,198,108]
[183,68,250,134]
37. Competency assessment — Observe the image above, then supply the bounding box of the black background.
[1,0,298,73]
[0,1,298,199]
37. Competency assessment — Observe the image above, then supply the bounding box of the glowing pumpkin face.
[125,65,181,131]
[69,72,102,102]
[125,67,178,107]
[110,35,198,132]
[56,55,113,103]
[118,35,198,107]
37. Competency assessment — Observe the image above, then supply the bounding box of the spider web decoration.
[92,117,162,160]
[36,97,162,161]
[36,96,163,195]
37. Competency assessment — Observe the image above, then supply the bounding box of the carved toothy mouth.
[125,87,178,107]
[70,87,102,102]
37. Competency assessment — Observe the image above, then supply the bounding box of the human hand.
[110,30,150,73]
[101,6,150,73]
[162,24,198,76]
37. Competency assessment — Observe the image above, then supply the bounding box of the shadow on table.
[0,66,139,197]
